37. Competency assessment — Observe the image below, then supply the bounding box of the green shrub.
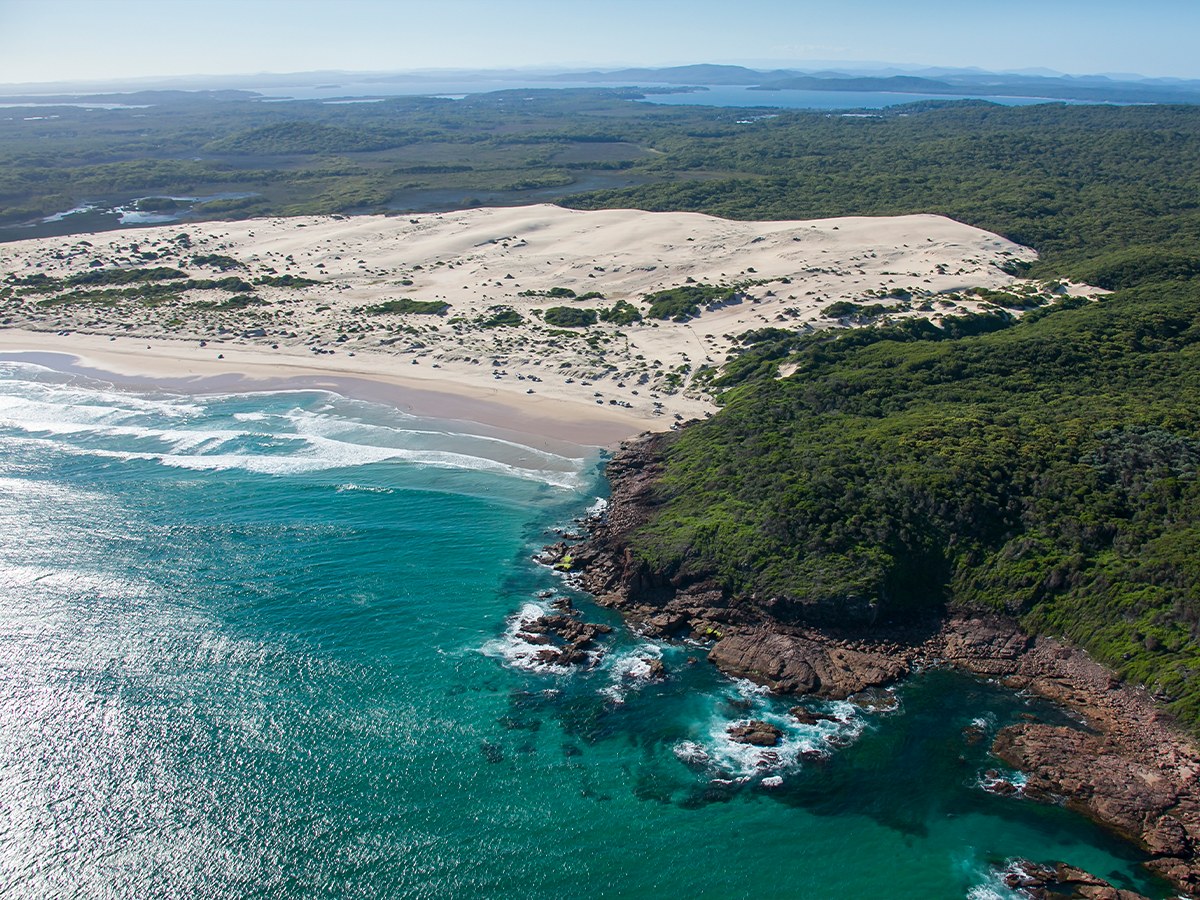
[192,254,246,271]
[366,298,450,315]
[645,284,739,321]
[480,306,523,328]
[971,287,1045,309]
[253,275,320,287]
[599,299,643,325]
[823,301,907,320]
[194,197,259,214]
[543,306,597,327]
[519,286,576,298]
[135,197,178,211]
[68,267,188,287]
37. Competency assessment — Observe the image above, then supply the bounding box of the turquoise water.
[0,362,1171,899]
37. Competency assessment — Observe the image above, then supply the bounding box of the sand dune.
[0,205,1099,442]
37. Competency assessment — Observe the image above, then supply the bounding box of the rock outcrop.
[994,723,1194,859]
[541,433,1200,897]
[727,720,783,747]
[1000,858,1153,900]
[642,658,667,679]
[515,595,612,667]
[707,628,908,699]
[789,706,842,726]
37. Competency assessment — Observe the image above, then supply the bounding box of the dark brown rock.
[993,724,1188,857]
[789,706,841,726]
[727,720,783,747]
[708,629,907,699]
[1000,858,1152,900]
[517,604,616,667]
[1144,857,1200,893]
[644,612,689,635]
[938,613,1032,675]
[536,541,570,566]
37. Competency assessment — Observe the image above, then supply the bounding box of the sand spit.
[0,205,1099,437]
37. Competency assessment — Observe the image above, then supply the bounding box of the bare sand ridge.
[0,205,1099,442]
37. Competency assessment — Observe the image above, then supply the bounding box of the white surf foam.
[0,365,591,488]
[598,642,663,704]
[673,679,871,783]
[672,741,712,766]
[480,601,574,674]
[966,885,1017,900]
[966,859,1042,900]
[976,767,1028,795]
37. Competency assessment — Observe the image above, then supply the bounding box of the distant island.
[531,62,1200,105]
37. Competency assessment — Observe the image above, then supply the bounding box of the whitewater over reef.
[0,361,1169,899]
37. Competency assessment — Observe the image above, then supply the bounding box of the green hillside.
[560,104,1200,726]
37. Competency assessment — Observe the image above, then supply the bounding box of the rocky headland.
[539,433,1200,898]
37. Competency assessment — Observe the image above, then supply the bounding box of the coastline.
[551,432,1200,898]
[0,330,651,449]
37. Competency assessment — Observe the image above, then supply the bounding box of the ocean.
[0,361,1170,899]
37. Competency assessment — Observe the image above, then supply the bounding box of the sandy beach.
[0,334,647,447]
[0,204,1099,440]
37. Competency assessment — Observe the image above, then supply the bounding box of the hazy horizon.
[0,0,1196,86]
[0,61,1193,96]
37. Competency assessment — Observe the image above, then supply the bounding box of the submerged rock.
[962,724,987,746]
[789,706,841,726]
[849,687,900,712]
[999,857,1152,900]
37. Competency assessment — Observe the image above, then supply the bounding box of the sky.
[0,0,1197,87]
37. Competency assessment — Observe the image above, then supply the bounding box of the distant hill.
[0,89,259,105]
[540,64,800,85]
[8,65,1200,108]
[530,64,1200,104]
[751,73,1200,104]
